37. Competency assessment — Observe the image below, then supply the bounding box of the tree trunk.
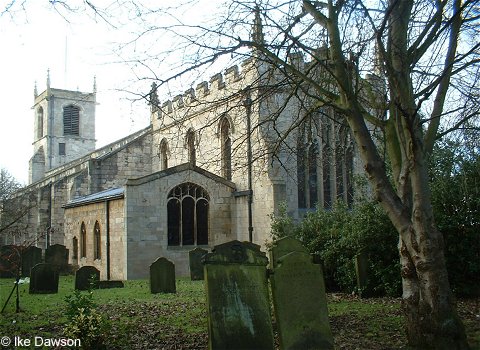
[320,0,470,346]
[400,228,469,349]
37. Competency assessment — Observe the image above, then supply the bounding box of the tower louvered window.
[37,107,44,139]
[63,105,80,135]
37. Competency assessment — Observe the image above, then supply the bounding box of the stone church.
[5,47,374,280]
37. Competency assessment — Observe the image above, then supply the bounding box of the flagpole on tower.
[64,35,68,88]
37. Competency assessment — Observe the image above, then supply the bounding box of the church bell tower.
[29,71,97,184]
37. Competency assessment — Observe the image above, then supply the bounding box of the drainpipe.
[243,94,254,243]
[46,182,52,248]
[105,200,111,280]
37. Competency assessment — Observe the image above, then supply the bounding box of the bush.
[270,137,479,297]
[64,288,110,349]
[64,289,96,321]
[430,138,480,297]
[270,201,402,297]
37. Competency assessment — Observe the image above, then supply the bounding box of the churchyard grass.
[0,276,478,349]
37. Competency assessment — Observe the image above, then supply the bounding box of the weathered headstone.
[203,240,274,350]
[0,245,21,278]
[21,246,43,277]
[75,266,100,291]
[355,250,371,298]
[269,235,308,269]
[150,257,176,293]
[45,244,69,272]
[29,263,59,294]
[189,247,208,280]
[269,237,334,350]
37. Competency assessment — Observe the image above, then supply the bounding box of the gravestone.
[355,250,371,297]
[75,266,100,290]
[150,257,176,293]
[269,237,334,350]
[203,240,274,350]
[29,263,59,294]
[0,245,21,278]
[269,235,308,269]
[189,247,208,280]
[45,244,69,272]
[21,246,43,277]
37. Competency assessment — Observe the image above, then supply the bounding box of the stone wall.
[12,129,153,248]
[64,198,125,280]
[124,165,235,279]
[89,132,153,192]
[30,88,96,183]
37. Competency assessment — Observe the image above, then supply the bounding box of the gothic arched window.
[220,118,232,180]
[37,107,44,139]
[297,120,319,209]
[186,129,196,166]
[80,222,87,258]
[339,128,354,207]
[167,183,209,246]
[322,127,332,209]
[72,236,78,261]
[297,113,354,211]
[63,104,80,135]
[94,221,101,260]
[160,139,169,170]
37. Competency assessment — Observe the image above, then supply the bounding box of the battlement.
[150,46,382,122]
[150,58,259,121]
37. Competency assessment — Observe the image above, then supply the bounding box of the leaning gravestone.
[75,266,100,290]
[189,247,208,280]
[269,237,334,350]
[21,246,42,277]
[45,244,69,273]
[29,263,59,294]
[150,257,176,293]
[203,240,274,350]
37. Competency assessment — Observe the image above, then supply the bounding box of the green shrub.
[64,288,110,349]
[64,308,110,350]
[430,139,480,297]
[64,289,96,321]
[270,137,479,297]
[271,201,402,297]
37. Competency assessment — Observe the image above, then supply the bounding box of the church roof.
[125,163,236,189]
[63,187,124,208]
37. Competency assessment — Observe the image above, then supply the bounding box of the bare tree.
[0,168,37,245]
[2,0,478,347]
[111,0,479,348]
[1,169,24,235]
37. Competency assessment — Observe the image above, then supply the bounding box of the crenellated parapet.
[149,46,384,127]
[150,58,260,124]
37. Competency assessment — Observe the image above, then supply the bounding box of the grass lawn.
[0,276,478,349]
